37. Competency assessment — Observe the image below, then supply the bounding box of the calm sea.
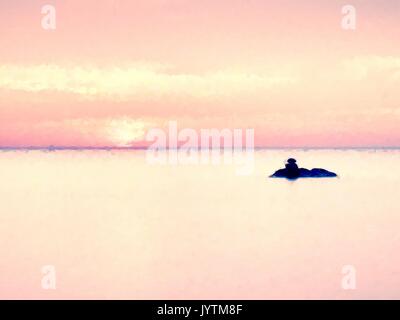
[0,149,399,299]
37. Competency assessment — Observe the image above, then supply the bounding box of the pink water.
[0,149,399,299]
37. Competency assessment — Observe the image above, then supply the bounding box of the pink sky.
[0,0,400,147]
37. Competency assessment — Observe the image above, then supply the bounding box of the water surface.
[0,149,399,299]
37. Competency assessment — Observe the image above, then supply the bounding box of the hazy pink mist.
[0,0,400,147]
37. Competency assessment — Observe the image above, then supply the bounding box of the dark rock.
[270,159,337,179]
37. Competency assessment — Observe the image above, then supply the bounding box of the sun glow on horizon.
[106,118,150,147]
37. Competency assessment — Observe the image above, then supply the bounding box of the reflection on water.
[0,149,399,299]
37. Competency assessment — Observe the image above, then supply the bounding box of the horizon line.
[1,146,400,151]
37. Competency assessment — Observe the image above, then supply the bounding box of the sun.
[106,118,149,147]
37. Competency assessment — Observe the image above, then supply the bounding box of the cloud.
[341,56,400,80]
[0,63,297,101]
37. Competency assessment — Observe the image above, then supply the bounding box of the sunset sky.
[0,0,400,147]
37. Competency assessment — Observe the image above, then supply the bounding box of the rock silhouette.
[270,158,337,179]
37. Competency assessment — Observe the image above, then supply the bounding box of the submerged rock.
[270,159,337,179]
